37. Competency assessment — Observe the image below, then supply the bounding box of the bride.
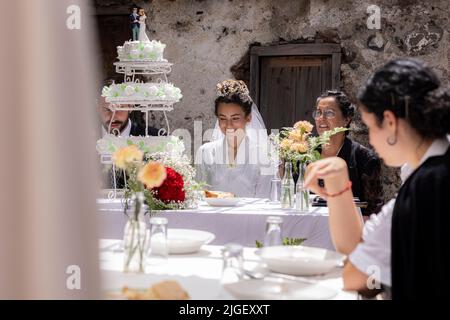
[195,80,273,198]
[138,8,150,42]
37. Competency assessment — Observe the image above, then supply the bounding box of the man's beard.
[105,120,127,135]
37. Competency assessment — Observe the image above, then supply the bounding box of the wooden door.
[250,44,341,133]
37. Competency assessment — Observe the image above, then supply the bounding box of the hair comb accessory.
[216,79,250,100]
[404,95,410,119]
[390,92,396,109]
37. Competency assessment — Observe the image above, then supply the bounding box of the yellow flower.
[291,141,309,153]
[112,145,143,169]
[280,138,293,151]
[288,129,306,142]
[294,120,314,133]
[138,162,167,189]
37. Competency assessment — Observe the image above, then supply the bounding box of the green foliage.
[255,237,307,248]
[282,237,307,246]
[270,127,348,164]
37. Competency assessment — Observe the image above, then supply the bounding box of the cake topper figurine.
[138,8,150,42]
[130,6,140,41]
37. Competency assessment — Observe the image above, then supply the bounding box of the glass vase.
[281,162,295,209]
[295,162,310,212]
[123,192,148,273]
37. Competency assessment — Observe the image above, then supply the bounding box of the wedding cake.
[117,40,167,62]
[96,135,184,158]
[97,21,183,167]
[102,82,182,103]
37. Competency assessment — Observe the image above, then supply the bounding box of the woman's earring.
[387,135,397,146]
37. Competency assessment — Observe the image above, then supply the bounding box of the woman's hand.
[305,157,362,256]
[304,157,350,199]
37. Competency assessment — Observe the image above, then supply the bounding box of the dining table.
[97,197,340,250]
[99,239,357,300]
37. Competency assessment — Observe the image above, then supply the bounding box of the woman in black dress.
[311,90,383,216]
[305,58,450,299]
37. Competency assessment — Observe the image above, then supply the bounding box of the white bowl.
[256,246,345,276]
[224,278,337,300]
[204,198,241,207]
[167,229,215,254]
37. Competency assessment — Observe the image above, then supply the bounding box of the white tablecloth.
[99,239,357,300]
[98,198,335,250]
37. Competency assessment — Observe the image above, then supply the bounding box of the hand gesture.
[304,157,350,199]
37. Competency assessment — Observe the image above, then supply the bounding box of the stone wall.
[94,0,450,199]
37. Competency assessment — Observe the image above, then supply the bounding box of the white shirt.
[101,119,131,138]
[349,136,450,287]
[195,135,273,198]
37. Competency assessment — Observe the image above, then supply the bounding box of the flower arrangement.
[112,142,202,212]
[270,120,348,165]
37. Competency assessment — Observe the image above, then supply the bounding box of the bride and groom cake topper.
[130,6,149,42]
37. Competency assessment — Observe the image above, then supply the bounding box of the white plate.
[224,279,337,300]
[167,229,215,254]
[204,198,241,207]
[256,246,345,276]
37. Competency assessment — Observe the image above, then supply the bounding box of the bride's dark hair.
[214,80,252,116]
[358,58,450,139]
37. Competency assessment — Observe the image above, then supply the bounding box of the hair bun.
[421,88,450,137]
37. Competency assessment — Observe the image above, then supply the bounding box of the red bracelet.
[323,181,352,198]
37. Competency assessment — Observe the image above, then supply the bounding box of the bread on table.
[120,280,190,300]
[204,190,235,198]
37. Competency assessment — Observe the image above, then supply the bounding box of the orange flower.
[112,145,143,169]
[280,138,294,151]
[291,141,309,153]
[293,120,314,133]
[138,162,167,189]
[288,129,305,142]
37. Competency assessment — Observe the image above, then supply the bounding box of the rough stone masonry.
[94,0,450,200]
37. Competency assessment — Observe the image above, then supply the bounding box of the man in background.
[98,95,160,137]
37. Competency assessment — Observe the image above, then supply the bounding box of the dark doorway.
[95,14,130,80]
[250,44,341,132]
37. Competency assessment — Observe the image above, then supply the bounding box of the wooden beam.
[331,52,341,89]
[250,52,260,106]
[250,43,341,56]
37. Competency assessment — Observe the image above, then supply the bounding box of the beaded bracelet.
[323,181,352,198]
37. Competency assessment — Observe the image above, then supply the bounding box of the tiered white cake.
[117,40,167,62]
[97,28,183,165]
[102,82,182,103]
[96,135,184,157]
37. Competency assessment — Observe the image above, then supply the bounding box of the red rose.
[152,167,185,203]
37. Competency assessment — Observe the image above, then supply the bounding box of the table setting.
[99,237,357,300]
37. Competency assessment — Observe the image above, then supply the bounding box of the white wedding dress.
[195,104,275,198]
[195,134,273,198]
[138,15,150,42]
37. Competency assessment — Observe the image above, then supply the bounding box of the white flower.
[124,85,135,96]
[148,85,159,96]
[101,86,111,97]
[143,43,154,54]
[130,49,139,58]
[174,88,182,99]
[154,41,165,54]
[164,85,174,97]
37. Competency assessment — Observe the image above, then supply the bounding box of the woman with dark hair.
[305,58,450,299]
[195,80,272,198]
[307,90,384,216]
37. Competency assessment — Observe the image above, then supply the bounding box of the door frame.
[249,43,341,106]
